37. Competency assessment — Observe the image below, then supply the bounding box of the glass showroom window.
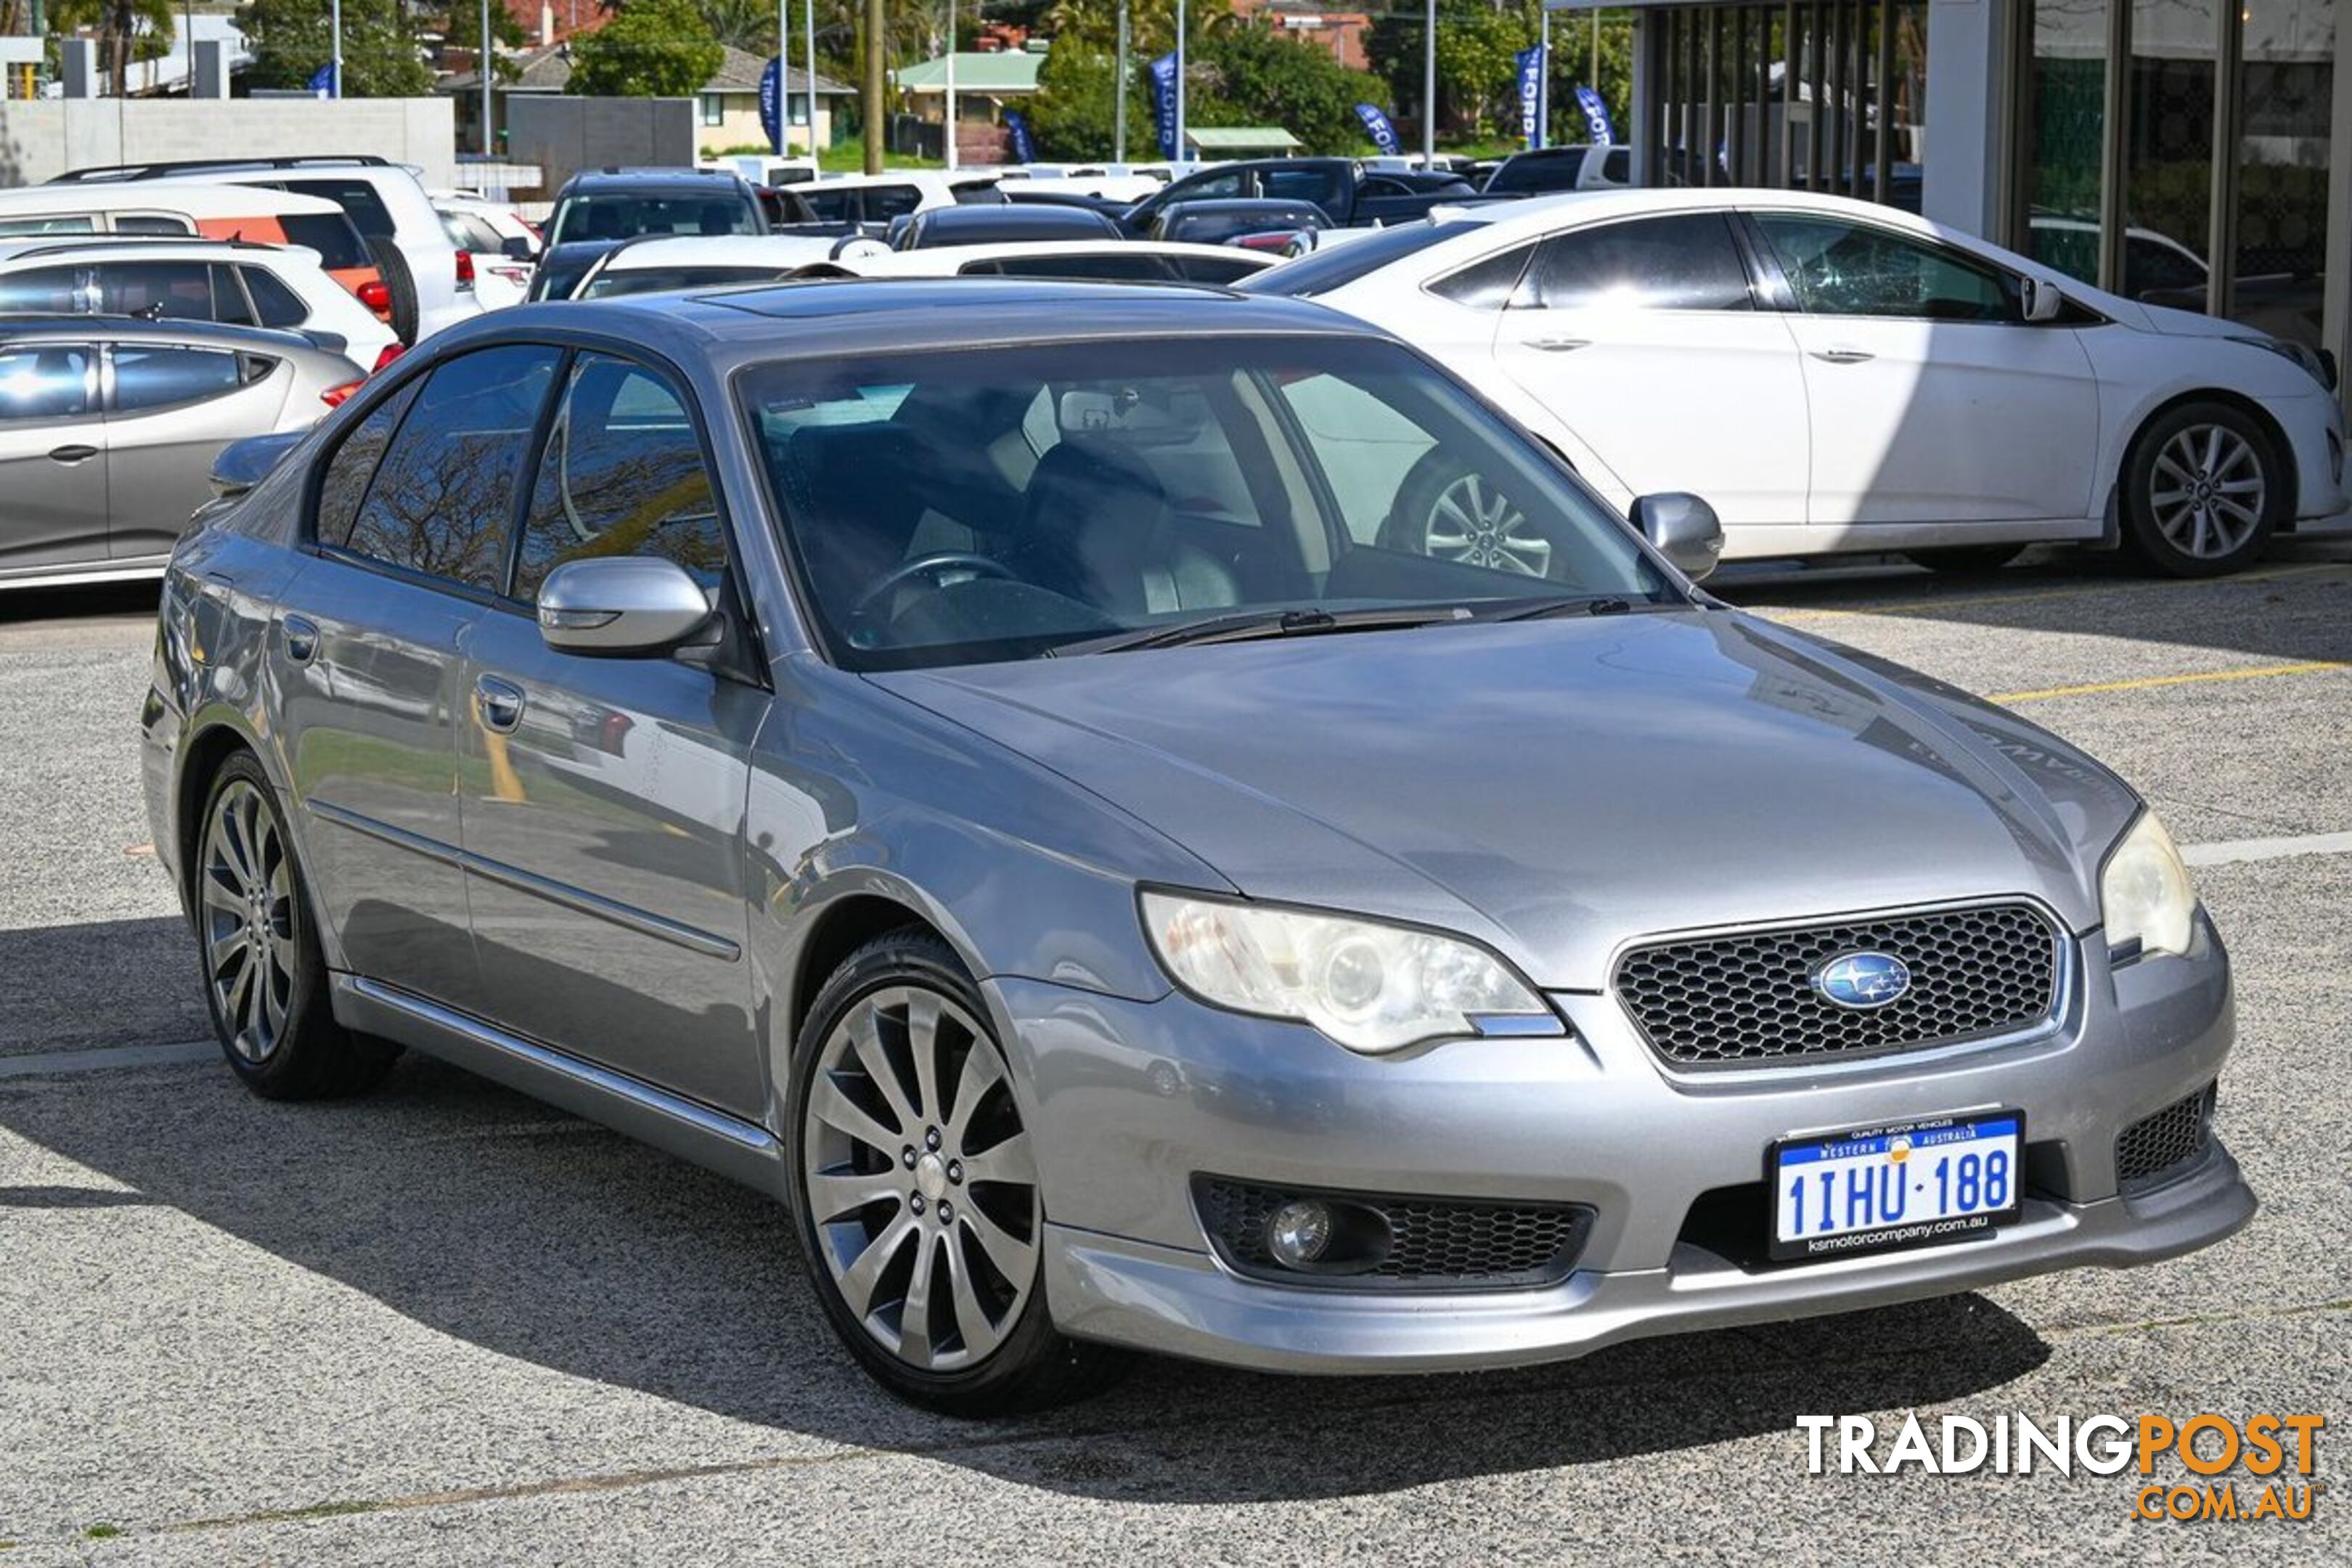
[2020,0,2111,287]
[2233,0,2335,347]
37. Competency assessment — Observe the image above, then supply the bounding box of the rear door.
[1488,211,1810,524]
[280,344,561,1012]
[0,340,106,572]
[1749,211,2102,528]
[457,351,764,1116]
[100,339,287,559]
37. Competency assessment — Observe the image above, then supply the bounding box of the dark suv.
[528,168,770,302]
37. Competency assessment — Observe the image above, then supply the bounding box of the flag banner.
[1354,103,1401,156]
[1515,46,1547,151]
[1574,83,1616,146]
[1005,107,1038,164]
[759,57,785,155]
[1148,53,1180,160]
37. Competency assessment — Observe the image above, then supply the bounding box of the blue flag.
[1005,108,1038,165]
[1148,53,1180,160]
[306,62,338,98]
[759,57,784,155]
[1514,46,1546,152]
[1574,84,1616,147]
[1353,104,1400,157]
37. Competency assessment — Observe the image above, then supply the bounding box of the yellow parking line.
[1989,660,2351,705]
[1763,562,2345,624]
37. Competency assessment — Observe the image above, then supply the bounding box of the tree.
[695,0,778,54]
[49,0,175,97]
[237,0,434,97]
[568,0,725,98]
[1368,0,1633,149]
[1190,25,1384,156]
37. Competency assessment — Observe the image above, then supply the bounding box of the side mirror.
[208,430,303,499]
[1629,492,1724,581]
[2022,276,2065,322]
[536,557,714,657]
[500,234,537,262]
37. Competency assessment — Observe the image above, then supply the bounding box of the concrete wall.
[0,98,457,188]
[505,97,695,199]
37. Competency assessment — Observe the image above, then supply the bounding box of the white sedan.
[1250,188,2348,575]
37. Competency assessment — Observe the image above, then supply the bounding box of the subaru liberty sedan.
[143,282,2253,1413]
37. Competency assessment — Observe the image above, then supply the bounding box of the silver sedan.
[141,282,2252,1413]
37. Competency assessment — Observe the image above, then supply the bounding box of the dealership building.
[1591,0,2346,407]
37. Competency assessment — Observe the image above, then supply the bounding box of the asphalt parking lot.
[2,538,2348,1565]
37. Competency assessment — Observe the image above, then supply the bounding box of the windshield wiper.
[1476,594,1640,622]
[1046,604,1472,658]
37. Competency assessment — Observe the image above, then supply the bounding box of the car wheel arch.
[2118,386,2299,523]
[785,890,953,1051]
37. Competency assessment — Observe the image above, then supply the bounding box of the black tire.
[1903,544,2026,574]
[1379,449,1558,579]
[2118,400,2284,577]
[364,235,421,348]
[190,752,400,1101]
[785,927,1126,1416]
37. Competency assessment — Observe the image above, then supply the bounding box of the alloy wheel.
[197,777,296,1064]
[802,984,1040,1373]
[2149,424,2266,560]
[1422,474,1551,576]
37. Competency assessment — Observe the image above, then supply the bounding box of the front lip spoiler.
[1041,1144,2255,1374]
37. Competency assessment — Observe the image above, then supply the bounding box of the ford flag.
[1514,45,1546,151]
[1574,84,1616,147]
[306,62,338,98]
[1005,108,1038,165]
[759,56,784,155]
[1148,52,1180,160]
[1354,104,1401,157]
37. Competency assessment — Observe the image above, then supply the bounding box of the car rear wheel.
[786,928,1123,1415]
[1384,451,1553,577]
[193,754,399,1100]
[2121,401,2282,576]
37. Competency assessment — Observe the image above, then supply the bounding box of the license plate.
[1768,1111,2024,1262]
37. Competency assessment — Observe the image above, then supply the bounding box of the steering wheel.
[849,552,1018,621]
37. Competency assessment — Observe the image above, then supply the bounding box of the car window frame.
[1508,211,1767,314]
[99,339,252,416]
[1742,208,2030,324]
[302,340,567,608]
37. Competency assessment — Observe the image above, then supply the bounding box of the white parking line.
[0,1040,217,1079]
[2181,830,2352,867]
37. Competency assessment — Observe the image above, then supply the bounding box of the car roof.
[847,240,1275,274]
[596,234,842,271]
[433,279,1375,367]
[0,181,346,218]
[915,204,1114,230]
[0,313,335,352]
[0,237,324,266]
[560,168,751,192]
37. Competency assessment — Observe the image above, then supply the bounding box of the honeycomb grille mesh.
[1614,903,2060,1067]
[1196,1179,1591,1289]
[2116,1083,2216,1189]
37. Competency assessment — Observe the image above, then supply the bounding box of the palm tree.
[695,0,779,54]
[49,0,179,97]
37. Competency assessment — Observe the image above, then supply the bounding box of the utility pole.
[1174,0,1185,167]
[804,0,819,164]
[862,0,884,173]
[776,0,788,151]
[330,0,342,99]
[1420,0,1434,162]
[480,0,494,155]
[1114,0,1128,166]
[944,0,957,169]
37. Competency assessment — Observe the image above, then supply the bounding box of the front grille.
[1195,1177,1592,1289]
[1614,902,2060,1067]
[2117,1083,2216,1190]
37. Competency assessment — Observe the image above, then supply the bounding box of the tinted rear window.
[279,213,372,271]
[282,179,398,240]
[1239,220,1486,297]
[1484,150,1588,194]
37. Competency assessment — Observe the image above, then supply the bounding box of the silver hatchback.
[142,283,2253,1413]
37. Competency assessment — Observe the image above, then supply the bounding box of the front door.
[0,340,106,573]
[457,352,764,1119]
[1749,211,2104,528]
[279,344,562,1011]
[1488,211,1811,525]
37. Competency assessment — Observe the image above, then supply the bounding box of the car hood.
[870,611,2140,989]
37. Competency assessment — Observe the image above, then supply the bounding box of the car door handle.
[47,444,98,464]
[1526,336,1593,353]
[281,613,319,664]
[1810,347,1876,364]
[474,674,526,735]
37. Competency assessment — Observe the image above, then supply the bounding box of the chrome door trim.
[309,797,743,961]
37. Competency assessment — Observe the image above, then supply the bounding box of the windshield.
[1240,220,1485,297]
[550,192,759,245]
[741,335,1675,671]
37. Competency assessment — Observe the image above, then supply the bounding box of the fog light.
[1266,1199,1333,1268]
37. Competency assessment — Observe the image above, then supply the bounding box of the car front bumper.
[989,913,2252,1373]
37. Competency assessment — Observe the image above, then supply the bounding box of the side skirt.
[331,974,788,1200]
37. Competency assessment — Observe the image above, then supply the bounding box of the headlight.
[2099,812,2198,959]
[1139,891,1553,1053]
[2231,334,2337,391]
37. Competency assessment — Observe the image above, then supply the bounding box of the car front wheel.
[2121,402,2283,576]
[787,928,1123,1414]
